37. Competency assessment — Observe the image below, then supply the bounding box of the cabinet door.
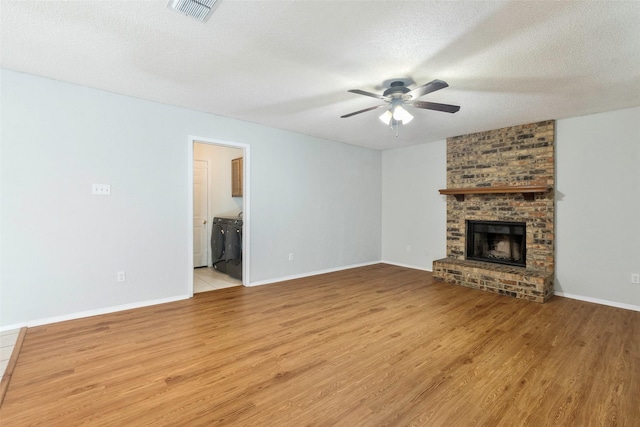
[231,157,243,197]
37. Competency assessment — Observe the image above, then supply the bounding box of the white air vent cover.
[168,0,220,22]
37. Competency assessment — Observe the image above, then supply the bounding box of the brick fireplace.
[432,120,555,303]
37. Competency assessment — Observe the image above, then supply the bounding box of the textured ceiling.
[2,0,639,150]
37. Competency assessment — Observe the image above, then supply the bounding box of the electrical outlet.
[117,271,126,282]
[288,253,294,261]
[632,273,640,284]
[92,184,111,195]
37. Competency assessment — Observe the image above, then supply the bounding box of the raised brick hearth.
[433,120,555,303]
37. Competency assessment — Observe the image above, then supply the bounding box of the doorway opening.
[189,137,249,295]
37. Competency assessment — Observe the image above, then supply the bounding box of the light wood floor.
[1,264,639,426]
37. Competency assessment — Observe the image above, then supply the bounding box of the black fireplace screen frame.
[466,220,526,267]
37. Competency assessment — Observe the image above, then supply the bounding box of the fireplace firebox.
[466,220,526,267]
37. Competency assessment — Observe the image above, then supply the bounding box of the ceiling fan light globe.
[379,110,393,125]
[393,105,413,124]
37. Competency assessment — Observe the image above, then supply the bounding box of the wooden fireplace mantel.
[439,185,550,201]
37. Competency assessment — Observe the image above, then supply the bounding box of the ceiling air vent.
[167,0,220,22]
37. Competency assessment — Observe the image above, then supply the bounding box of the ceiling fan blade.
[406,79,449,100]
[340,105,384,118]
[410,100,460,113]
[347,89,389,101]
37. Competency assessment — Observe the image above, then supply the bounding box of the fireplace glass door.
[466,220,526,267]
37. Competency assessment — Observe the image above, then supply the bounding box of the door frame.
[187,135,250,297]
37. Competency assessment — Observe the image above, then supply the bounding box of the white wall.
[249,134,382,282]
[555,107,640,307]
[0,70,382,328]
[381,141,447,270]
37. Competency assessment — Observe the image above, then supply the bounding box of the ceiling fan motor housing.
[382,81,411,99]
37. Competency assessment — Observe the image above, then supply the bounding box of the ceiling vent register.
[167,0,220,22]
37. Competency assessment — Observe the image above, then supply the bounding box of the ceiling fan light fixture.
[379,109,393,125]
[392,104,414,124]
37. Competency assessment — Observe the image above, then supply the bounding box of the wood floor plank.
[1,264,638,426]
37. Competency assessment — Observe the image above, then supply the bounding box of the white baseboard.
[381,266,640,313]
[380,260,433,272]
[0,295,190,332]
[9,270,634,331]
[247,261,382,287]
[554,291,640,312]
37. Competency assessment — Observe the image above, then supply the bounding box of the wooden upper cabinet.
[231,157,243,197]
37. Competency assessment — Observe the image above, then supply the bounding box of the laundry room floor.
[194,267,241,293]
[1,328,20,378]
